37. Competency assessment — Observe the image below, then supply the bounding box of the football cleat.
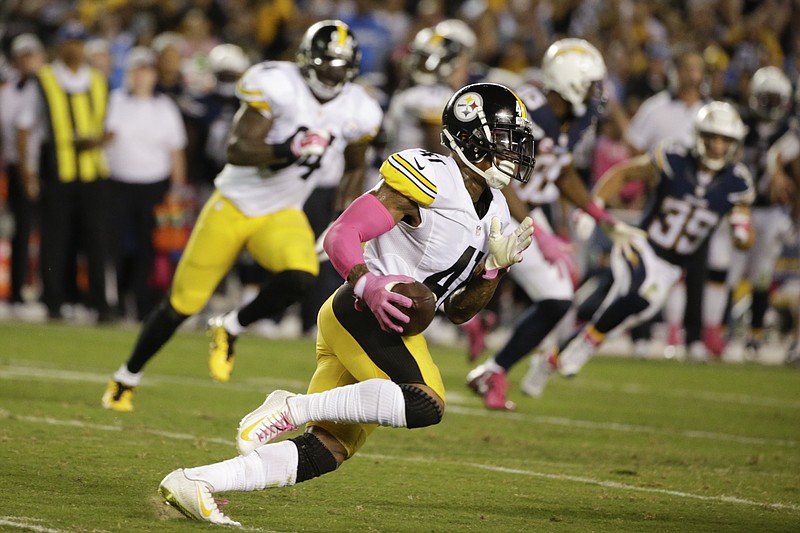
[207,316,237,383]
[466,366,515,411]
[703,325,726,359]
[521,353,556,397]
[237,390,298,456]
[158,469,240,526]
[786,342,800,366]
[101,380,136,412]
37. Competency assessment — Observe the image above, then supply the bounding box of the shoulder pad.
[648,141,683,177]
[235,61,292,115]
[380,150,439,206]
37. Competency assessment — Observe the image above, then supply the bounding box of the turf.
[1,321,798,532]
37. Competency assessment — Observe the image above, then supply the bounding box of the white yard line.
[445,405,798,448]
[2,365,797,448]
[0,514,280,533]
[0,517,71,533]
[2,410,798,513]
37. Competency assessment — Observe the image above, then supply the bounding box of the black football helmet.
[297,20,360,101]
[406,26,469,86]
[441,83,535,188]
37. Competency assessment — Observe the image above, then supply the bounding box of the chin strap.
[442,129,511,189]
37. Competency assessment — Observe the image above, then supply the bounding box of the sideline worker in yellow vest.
[17,21,114,323]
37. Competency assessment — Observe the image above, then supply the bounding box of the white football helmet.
[541,38,606,117]
[433,19,476,57]
[748,66,791,121]
[208,43,250,77]
[693,101,747,171]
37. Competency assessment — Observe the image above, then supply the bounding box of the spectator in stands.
[104,46,188,321]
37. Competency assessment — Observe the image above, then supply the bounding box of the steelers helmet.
[541,38,606,117]
[297,20,360,101]
[693,101,747,171]
[748,66,792,121]
[406,26,470,86]
[441,83,535,188]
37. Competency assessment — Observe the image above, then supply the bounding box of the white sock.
[664,282,686,325]
[222,311,245,336]
[184,440,298,492]
[483,359,504,374]
[287,378,407,427]
[703,282,727,327]
[113,364,142,387]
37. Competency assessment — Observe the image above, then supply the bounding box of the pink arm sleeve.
[323,193,398,280]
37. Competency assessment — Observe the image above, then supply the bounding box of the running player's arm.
[343,181,420,286]
[501,184,536,223]
[443,267,505,325]
[592,154,659,207]
[334,140,371,213]
[226,104,293,167]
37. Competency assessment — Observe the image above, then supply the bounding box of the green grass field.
[1,321,799,532]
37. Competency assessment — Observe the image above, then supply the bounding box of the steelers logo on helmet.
[455,92,483,122]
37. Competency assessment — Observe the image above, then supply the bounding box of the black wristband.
[271,140,298,165]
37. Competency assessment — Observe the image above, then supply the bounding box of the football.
[390,281,437,336]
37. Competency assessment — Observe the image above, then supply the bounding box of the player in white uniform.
[466,39,642,410]
[720,67,797,358]
[156,83,535,526]
[383,19,475,155]
[102,20,383,412]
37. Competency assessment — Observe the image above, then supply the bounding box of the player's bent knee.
[289,433,339,483]
[400,384,443,428]
[541,298,572,320]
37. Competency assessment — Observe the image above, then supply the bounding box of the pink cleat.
[702,325,726,359]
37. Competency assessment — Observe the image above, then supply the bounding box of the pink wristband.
[584,200,615,224]
[323,193,397,279]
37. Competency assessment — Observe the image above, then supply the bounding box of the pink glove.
[291,129,330,158]
[354,272,416,333]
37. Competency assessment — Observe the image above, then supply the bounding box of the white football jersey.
[383,83,453,153]
[215,61,383,216]
[363,148,511,306]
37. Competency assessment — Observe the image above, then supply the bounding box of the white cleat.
[521,354,555,397]
[558,338,594,377]
[158,469,241,526]
[237,390,298,456]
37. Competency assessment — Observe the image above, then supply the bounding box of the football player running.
[525,101,755,397]
[102,20,383,411]
[720,66,796,358]
[157,82,535,526]
[466,38,638,410]
[383,19,475,155]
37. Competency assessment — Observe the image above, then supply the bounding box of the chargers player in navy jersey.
[705,66,795,358]
[525,101,755,396]
[156,83,536,526]
[466,39,641,410]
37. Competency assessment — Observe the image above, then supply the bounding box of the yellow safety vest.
[38,64,109,183]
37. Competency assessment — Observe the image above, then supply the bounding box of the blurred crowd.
[0,0,798,362]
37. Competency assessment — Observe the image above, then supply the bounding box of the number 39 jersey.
[363,148,511,306]
[641,142,755,267]
[214,61,383,216]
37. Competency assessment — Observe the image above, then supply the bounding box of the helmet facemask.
[443,106,535,189]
